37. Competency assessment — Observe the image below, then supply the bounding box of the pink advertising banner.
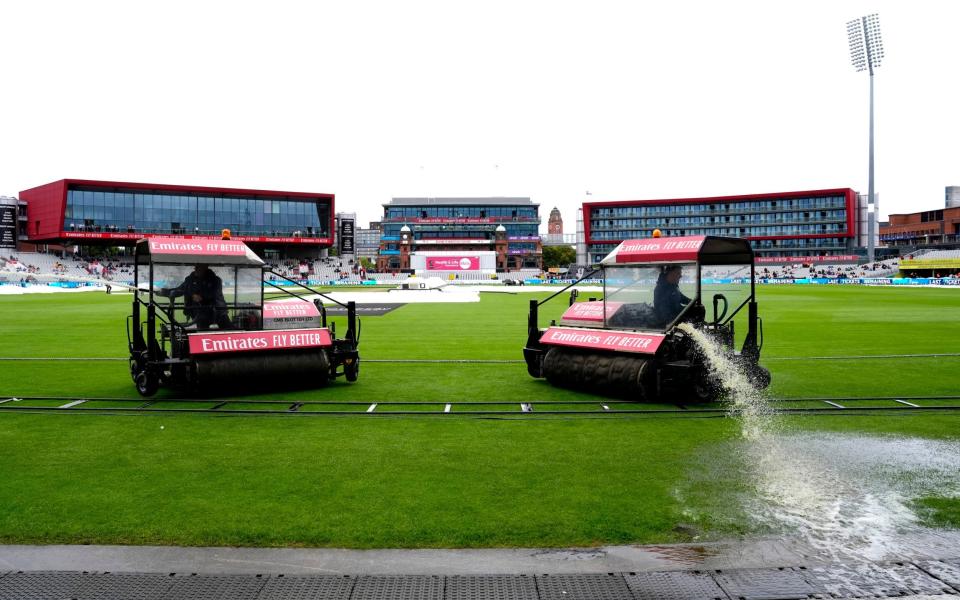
[188,327,332,355]
[63,232,332,244]
[425,256,480,270]
[263,301,321,319]
[560,301,623,324]
[608,236,705,264]
[149,238,248,256]
[263,301,322,329]
[539,326,665,354]
[756,255,859,264]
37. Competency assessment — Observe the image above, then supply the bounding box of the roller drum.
[542,347,649,400]
[194,349,330,388]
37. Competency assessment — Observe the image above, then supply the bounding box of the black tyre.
[690,373,721,403]
[129,358,140,382]
[135,371,159,397]
[345,359,359,382]
[749,365,771,390]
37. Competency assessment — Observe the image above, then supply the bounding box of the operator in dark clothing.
[654,264,691,327]
[162,264,231,329]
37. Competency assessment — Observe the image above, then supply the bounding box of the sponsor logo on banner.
[339,218,355,254]
[61,232,331,244]
[149,238,247,256]
[263,301,322,329]
[756,255,859,264]
[540,326,664,354]
[188,327,331,355]
[613,236,705,263]
[0,206,16,249]
[425,256,480,270]
[560,301,623,324]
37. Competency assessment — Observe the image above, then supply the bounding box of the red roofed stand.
[523,235,770,401]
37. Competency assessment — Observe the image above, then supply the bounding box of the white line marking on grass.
[59,400,87,408]
[894,399,920,407]
[366,403,377,413]
[444,404,451,413]
[823,401,845,409]
[602,404,610,411]
[520,403,533,412]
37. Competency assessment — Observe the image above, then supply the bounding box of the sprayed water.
[677,323,960,562]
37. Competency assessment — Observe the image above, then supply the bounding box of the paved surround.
[2,537,960,599]
[1,563,960,599]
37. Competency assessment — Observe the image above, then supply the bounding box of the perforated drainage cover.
[877,562,958,596]
[535,573,633,600]
[79,572,175,600]
[444,575,538,600]
[624,570,728,600]
[802,562,952,598]
[0,571,86,600]
[917,559,960,590]
[258,574,355,600]
[160,574,266,600]
[350,575,443,600]
[713,567,815,600]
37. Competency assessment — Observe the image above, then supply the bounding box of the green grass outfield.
[0,285,958,547]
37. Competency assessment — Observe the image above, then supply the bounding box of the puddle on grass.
[676,324,960,563]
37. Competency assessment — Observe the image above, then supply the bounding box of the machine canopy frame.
[135,237,265,267]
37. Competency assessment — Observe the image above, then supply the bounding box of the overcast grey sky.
[3,0,958,231]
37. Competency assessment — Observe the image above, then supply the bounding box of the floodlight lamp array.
[864,14,884,68]
[846,19,867,71]
[846,14,884,72]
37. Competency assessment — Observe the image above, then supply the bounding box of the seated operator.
[653,264,691,327]
[161,264,231,329]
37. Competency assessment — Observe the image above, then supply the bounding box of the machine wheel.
[345,359,359,382]
[748,365,771,390]
[129,358,141,382]
[135,371,159,397]
[691,378,721,403]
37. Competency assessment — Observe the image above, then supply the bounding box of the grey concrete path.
[2,531,960,575]
[1,536,960,599]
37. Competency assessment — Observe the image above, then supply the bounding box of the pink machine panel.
[188,328,332,355]
[539,326,665,355]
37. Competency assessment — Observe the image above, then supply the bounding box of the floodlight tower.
[847,13,884,262]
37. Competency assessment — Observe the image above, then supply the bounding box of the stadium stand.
[1,252,135,282]
[909,249,960,259]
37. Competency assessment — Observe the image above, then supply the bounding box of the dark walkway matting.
[535,573,632,600]
[712,567,816,600]
[3,559,960,600]
[445,575,538,600]
[917,558,960,590]
[623,570,729,600]
[802,561,956,598]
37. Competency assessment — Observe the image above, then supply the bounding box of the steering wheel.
[166,295,199,329]
[712,293,729,324]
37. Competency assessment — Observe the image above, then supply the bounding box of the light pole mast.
[847,14,884,262]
